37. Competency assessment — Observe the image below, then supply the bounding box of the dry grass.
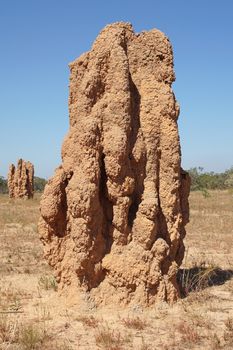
[0,190,232,349]
[175,320,201,345]
[94,325,130,350]
[0,315,51,349]
[177,261,232,297]
[121,316,147,330]
[0,193,40,229]
[38,275,58,291]
[0,314,19,344]
[223,317,233,348]
[224,317,233,332]
[186,190,233,261]
[76,315,99,328]
[19,324,47,350]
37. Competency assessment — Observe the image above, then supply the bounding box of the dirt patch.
[0,191,232,349]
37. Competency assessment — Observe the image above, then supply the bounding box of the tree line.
[1,167,233,194]
[188,166,233,191]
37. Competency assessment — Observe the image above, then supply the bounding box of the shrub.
[0,176,8,194]
[34,177,47,192]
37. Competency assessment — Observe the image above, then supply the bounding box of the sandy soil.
[0,191,232,349]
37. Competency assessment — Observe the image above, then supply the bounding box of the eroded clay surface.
[39,22,190,305]
[8,159,34,199]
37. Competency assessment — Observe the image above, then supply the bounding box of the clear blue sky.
[0,0,232,178]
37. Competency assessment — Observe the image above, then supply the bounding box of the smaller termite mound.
[8,159,34,199]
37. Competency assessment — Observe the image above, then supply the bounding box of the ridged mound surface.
[39,22,190,305]
[8,159,34,199]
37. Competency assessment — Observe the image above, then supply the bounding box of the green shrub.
[34,177,47,192]
[0,176,8,194]
[188,166,233,192]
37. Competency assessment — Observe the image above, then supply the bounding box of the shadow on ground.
[177,266,233,297]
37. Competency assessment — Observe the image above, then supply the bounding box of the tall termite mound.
[8,159,34,199]
[39,22,190,305]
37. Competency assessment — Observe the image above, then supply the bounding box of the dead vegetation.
[0,190,232,349]
[94,325,129,350]
[76,315,99,328]
[121,316,147,330]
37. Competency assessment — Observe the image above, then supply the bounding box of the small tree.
[34,177,47,192]
[0,176,8,194]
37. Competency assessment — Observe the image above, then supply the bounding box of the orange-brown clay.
[8,159,34,199]
[39,22,190,306]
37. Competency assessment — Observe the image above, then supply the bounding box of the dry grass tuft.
[95,325,130,350]
[77,314,99,328]
[207,332,222,350]
[139,338,151,350]
[175,321,201,345]
[19,324,46,350]
[38,275,58,291]
[0,318,50,349]
[223,317,233,347]
[224,317,233,332]
[121,315,147,330]
[0,283,28,313]
[0,314,19,343]
[178,262,224,296]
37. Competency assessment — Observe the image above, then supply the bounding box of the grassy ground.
[0,191,232,349]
